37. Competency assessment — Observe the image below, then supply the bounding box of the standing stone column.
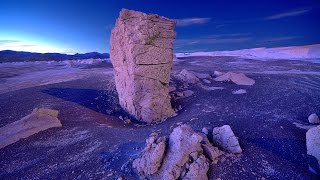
[110,9,176,123]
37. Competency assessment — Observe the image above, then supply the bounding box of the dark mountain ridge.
[0,50,110,63]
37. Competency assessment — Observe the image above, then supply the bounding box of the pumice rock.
[212,125,242,153]
[110,9,176,123]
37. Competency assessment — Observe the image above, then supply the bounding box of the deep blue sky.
[0,0,319,53]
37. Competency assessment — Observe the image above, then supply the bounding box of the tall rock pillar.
[110,9,176,123]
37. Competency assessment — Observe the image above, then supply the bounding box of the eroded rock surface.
[134,125,211,180]
[110,9,176,123]
[306,125,320,166]
[214,72,255,86]
[212,125,242,153]
[132,133,166,177]
[0,108,61,149]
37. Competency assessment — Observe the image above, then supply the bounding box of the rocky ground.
[0,56,320,179]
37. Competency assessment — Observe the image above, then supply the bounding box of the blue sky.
[0,0,319,53]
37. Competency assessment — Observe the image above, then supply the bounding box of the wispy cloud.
[175,34,251,47]
[265,8,311,20]
[257,36,302,45]
[0,39,72,54]
[175,18,211,26]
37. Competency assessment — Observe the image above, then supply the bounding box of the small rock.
[308,113,320,124]
[202,79,211,84]
[213,70,225,76]
[183,90,194,97]
[176,92,184,97]
[212,125,242,154]
[202,127,209,135]
[306,125,320,166]
[232,89,247,94]
[214,72,255,86]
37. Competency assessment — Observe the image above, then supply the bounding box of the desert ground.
[0,56,320,179]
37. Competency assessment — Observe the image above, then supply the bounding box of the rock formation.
[214,72,255,86]
[133,125,211,179]
[0,108,61,149]
[212,125,242,153]
[306,125,320,166]
[133,124,242,179]
[110,9,176,123]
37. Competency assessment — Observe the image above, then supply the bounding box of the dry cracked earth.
[1,56,320,179]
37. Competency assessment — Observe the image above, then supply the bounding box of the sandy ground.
[0,57,320,179]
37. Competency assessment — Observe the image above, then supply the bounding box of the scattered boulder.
[110,9,176,123]
[132,133,166,177]
[212,125,242,153]
[214,72,255,86]
[308,113,319,124]
[134,125,210,180]
[232,89,247,94]
[0,108,61,149]
[306,125,320,166]
[177,69,200,84]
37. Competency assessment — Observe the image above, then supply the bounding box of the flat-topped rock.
[110,9,176,123]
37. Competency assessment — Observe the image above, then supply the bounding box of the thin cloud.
[265,8,311,20]
[0,40,20,45]
[256,36,302,45]
[175,18,211,26]
[175,37,251,46]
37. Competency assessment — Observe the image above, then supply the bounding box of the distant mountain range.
[0,50,110,63]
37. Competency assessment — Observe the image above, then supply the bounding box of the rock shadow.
[42,88,140,123]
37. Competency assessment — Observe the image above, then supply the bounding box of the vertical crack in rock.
[110,9,176,123]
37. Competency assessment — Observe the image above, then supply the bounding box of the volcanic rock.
[214,72,255,86]
[110,9,176,123]
[308,113,319,124]
[306,125,320,166]
[0,108,61,149]
[212,125,242,153]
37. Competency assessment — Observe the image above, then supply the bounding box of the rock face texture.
[306,125,320,166]
[133,125,211,180]
[132,133,166,176]
[0,108,61,149]
[110,9,176,123]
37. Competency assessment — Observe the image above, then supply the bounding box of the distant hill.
[175,44,320,60]
[0,50,110,63]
